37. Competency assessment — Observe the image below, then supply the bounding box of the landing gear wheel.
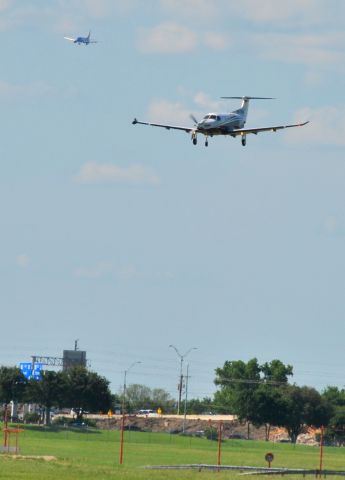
[205,140,208,147]
[193,137,197,145]
[241,137,246,146]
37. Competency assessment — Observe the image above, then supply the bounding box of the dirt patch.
[2,455,57,461]
[94,416,317,445]
[96,415,268,440]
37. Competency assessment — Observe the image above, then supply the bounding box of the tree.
[322,386,345,407]
[280,385,333,443]
[321,387,345,445]
[124,384,152,412]
[214,358,294,439]
[151,388,175,412]
[214,358,261,417]
[324,406,345,445]
[0,366,26,420]
[60,367,112,420]
[123,384,174,413]
[250,385,287,441]
[261,360,293,383]
[26,371,62,425]
[186,397,214,415]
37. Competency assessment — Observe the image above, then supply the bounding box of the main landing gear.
[241,135,246,146]
[191,133,209,147]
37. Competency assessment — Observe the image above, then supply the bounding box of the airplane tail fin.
[221,96,274,122]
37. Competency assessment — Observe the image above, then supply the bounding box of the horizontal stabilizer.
[221,96,275,100]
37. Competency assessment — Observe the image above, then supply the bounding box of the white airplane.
[64,31,97,45]
[132,96,309,147]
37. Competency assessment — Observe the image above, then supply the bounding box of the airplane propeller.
[190,114,199,125]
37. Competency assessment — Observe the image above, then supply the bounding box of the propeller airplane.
[132,96,308,147]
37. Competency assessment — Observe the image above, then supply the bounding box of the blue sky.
[1,0,345,401]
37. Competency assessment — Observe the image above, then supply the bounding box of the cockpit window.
[210,115,216,120]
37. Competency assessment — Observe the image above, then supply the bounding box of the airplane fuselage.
[74,37,90,45]
[196,112,245,136]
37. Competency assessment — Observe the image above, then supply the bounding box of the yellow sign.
[157,408,162,415]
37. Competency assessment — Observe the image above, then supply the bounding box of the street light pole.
[169,345,197,415]
[119,361,141,465]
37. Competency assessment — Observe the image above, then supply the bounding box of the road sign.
[265,452,274,467]
[20,362,43,380]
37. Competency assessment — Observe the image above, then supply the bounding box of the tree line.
[0,366,113,424]
[1,359,345,444]
[214,358,345,444]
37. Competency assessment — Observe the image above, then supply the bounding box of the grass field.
[1,423,345,480]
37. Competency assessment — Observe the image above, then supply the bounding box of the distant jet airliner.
[64,31,97,45]
[132,96,309,147]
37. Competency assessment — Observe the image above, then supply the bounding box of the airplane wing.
[64,36,76,42]
[230,121,309,136]
[132,118,193,133]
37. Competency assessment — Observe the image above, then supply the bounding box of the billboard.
[63,350,86,370]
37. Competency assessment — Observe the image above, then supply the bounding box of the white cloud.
[0,0,12,11]
[74,261,113,279]
[147,99,191,125]
[16,254,30,268]
[74,262,141,280]
[0,80,55,100]
[230,0,324,24]
[137,22,231,54]
[323,216,341,236]
[251,32,345,70]
[160,0,219,19]
[0,0,128,33]
[137,22,197,53]
[285,105,345,146]
[146,93,234,124]
[71,0,114,18]
[193,92,224,112]
[117,265,140,280]
[76,162,160,186]
[203,32,228,50]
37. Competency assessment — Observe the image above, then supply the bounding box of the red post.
[3,405,8,447]
[119,412,125,464]
[319,425,324,478]
[217,421,223,471]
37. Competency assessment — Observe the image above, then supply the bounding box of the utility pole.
[182,363,189,433]
[169,345,197,415]
[119,361,141,464]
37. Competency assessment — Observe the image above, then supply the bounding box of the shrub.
[24,412,40,424]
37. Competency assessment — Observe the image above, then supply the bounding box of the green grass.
[0,423,345,479]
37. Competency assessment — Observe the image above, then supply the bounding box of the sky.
[1,0,345,402]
